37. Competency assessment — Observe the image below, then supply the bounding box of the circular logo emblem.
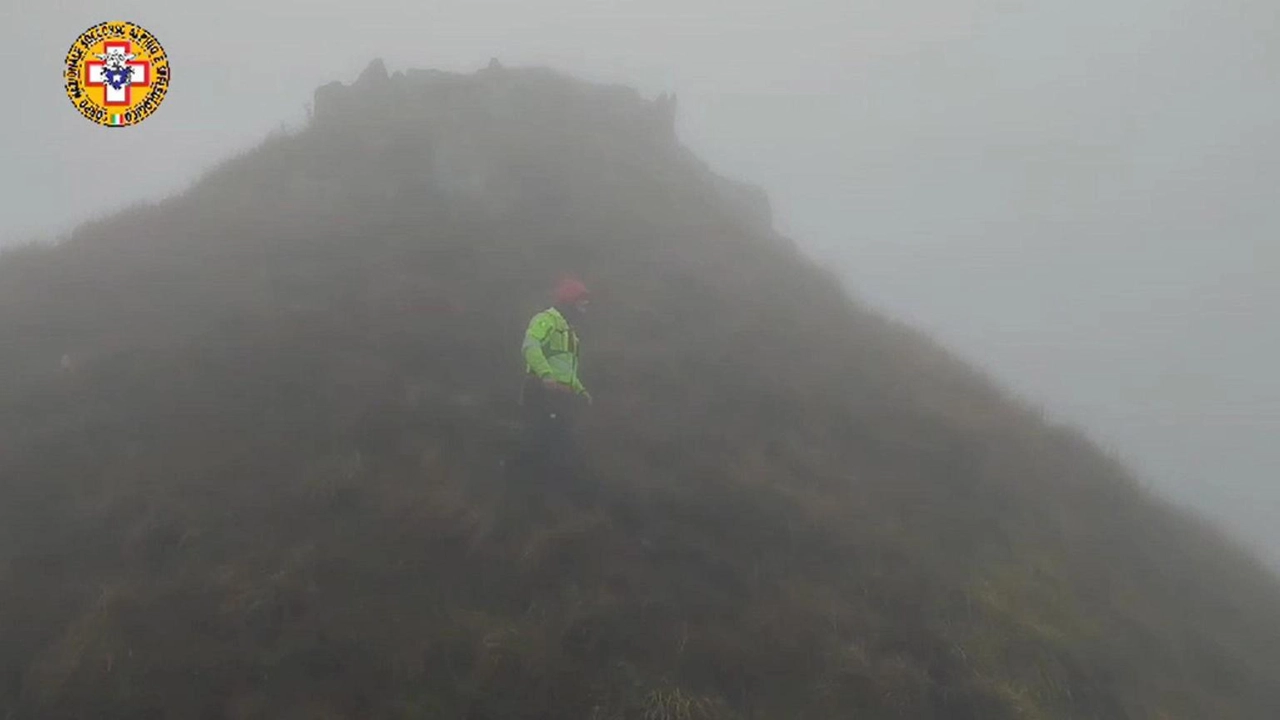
[64,21,170,128]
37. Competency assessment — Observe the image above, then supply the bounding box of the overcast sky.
[6,0,1278,563]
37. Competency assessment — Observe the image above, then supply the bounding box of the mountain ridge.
[1,60,1278,719]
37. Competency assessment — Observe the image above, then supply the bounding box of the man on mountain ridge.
[517,275,592,488]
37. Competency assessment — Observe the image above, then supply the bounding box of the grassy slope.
[2,65,1278,719]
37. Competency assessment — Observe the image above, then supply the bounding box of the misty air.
[2,1,1278,718]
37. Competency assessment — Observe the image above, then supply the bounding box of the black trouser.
[516,376,587,496]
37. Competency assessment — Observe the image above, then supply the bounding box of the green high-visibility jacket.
[522,307,587,395]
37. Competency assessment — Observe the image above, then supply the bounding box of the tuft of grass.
[641,686,732,720]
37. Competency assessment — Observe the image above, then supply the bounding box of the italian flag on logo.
[109,114,125,126]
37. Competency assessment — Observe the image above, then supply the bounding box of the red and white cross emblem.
[85,42,151,107]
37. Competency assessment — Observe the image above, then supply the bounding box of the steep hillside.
[2,60,1279,719]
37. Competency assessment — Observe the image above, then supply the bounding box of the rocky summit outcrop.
[1,60,1278,720]
[310,59,769,234]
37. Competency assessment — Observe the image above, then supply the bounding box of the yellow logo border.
[64,21,171,128]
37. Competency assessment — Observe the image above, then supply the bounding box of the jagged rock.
[356,58,389,86]
[312,80,346,125]
[305,63,752,227]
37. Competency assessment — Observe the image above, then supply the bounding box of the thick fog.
[6,0,1278,563]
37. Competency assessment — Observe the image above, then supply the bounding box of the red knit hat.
[554,276,589,305]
